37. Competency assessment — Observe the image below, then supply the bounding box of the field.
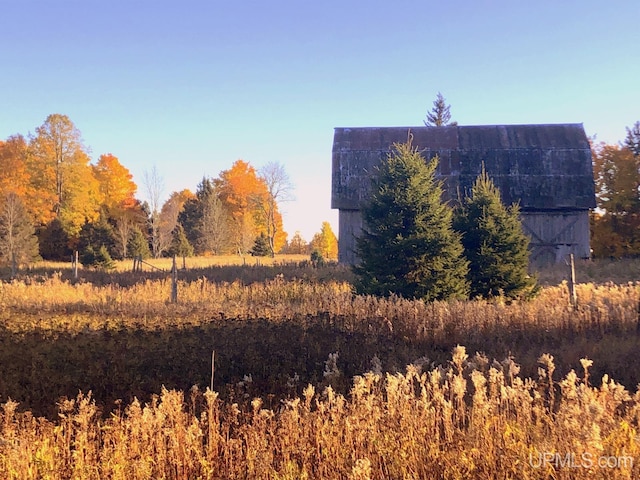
[0,257,639,478]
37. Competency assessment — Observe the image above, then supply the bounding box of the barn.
[331,124,596,267]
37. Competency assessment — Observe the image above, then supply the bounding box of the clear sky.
[1,0,638,241]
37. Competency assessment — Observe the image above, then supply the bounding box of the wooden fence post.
[210,350,215,391]
[72,251,79,280]
[568,253,577,308]
[11,252,17,279]
[171,255,178,303]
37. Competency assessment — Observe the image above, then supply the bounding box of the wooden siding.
[332,124,597,267]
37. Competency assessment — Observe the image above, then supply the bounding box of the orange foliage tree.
[93,153,142,258]
[0,135,31,199]
[93,154,137,212]
[215,160,287,255]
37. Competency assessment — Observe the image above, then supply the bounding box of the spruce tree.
[454,168,537,299]
[424,92,456,127]
[38,218,72,261]
[128,226,151,259]
[250,232,271,257]
[167,224,194,258]
[354,140,469,301]
[80,245,115,270]
[78,214,119,259]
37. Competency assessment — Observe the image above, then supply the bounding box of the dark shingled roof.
[331,124,596,211]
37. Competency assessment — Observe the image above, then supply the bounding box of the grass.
[0,258,639,478]
[1,349,639,479]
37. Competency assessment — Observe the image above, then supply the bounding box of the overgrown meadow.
[1,257,639,479]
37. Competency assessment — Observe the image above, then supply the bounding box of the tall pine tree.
[454,168,537,299]
[354,139,469,301]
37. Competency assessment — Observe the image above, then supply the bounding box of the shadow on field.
[1,311,639,419]
[4,261,354,288]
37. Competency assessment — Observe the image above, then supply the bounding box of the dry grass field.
[0,257,639,478]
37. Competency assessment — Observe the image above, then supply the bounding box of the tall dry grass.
[1,348,639,479]
[0,275,637,339]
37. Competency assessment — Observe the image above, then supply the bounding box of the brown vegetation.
[0,259,639,478]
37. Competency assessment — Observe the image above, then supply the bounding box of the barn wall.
[338,209,363,264]
[521,210,591,266]
[332,125,596,267]
[338,208,591,268]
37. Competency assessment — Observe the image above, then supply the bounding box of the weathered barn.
[331,124,596,267]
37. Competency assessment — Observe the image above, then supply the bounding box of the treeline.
[0,114,337,273]
[591,121,640,258]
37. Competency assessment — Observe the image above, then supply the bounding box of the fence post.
[568,253,577,308]
[72,251,79,280]
[210,350,215,391]
[171,255,178,303]
[11,251,17,278]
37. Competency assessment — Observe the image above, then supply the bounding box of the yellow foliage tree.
[310,221,338,260]
[28,114,102,234]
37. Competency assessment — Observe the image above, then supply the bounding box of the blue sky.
[1,0,638,241]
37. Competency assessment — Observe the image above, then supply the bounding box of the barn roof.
[331,124,596,211]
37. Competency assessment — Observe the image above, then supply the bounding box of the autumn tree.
[354,140,469,301]
[255,162,292,256]
[591,139,640,257]
[424,92,456,127]
[199,190,231,255]
[0,135,30,199]
[28,114,101,234]
[93,154,137,212]
[112,200,147,259]
[215,160,269,256]
[310,221,338,261]
[283,231,309,254]
[0,193,40,276]
[143,166,164,258]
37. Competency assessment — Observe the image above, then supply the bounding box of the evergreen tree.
[250,232,271,257]
[78,214,119,259]
[354,139,469,301]
[167,224,194,258]
[178,177,217,254]
[454,168,537,299]
[424,92,456,127]
[127,226,151,259]
[38,218,72,261]
[624,121,640,156]
[80,244,115,270]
